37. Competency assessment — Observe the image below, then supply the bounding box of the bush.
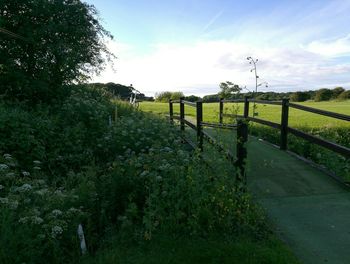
[332,87,345,99]
[0,87,268,263]
[337,90,350,101]
[290,91,310,102]
[314,88,333,102]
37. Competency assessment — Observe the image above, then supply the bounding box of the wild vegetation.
[2,1,332,263]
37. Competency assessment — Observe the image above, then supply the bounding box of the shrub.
[314,88,333,101]
[290,91,310,102]
[337,90,350,101]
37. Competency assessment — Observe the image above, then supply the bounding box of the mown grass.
[140,100,350,181]
[140,100,350,128]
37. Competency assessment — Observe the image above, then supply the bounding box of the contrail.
[202,10,224,33]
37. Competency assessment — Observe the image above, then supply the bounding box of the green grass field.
[140,100,350,128]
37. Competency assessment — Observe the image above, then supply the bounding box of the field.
[140,100,350,181]
[140,100,350,128]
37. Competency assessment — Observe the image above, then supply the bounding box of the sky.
[85,0,350,96]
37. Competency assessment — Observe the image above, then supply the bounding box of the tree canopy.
[0,0,114,104]
[219,81,241,99]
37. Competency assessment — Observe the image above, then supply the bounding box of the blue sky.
[86,0,350,96]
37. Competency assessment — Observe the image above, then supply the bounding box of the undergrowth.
[0,86,277,263]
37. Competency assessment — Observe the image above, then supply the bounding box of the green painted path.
[204,129,350,264]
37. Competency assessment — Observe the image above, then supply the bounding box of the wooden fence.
[219,97,350,158]
[169,97,248,183]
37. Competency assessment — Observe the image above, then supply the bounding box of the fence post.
[169,99,173,123]
[196,100,203,151]
[280,98,290,150]
[180,97,185,132]
[244,96,249,118]
[219,98,224,124]
[236,119,248,189]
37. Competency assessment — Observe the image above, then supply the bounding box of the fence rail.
[289,103,350,122]
[169,98,248,183]
[218,97,350,158]
[169,96,350,185]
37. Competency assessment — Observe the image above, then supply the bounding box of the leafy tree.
[0,0,114,104]
[155,91,184,102]
[219,81,241,99]
[155,91,173,102]
[185,95,201,102]
[203,94,220,103]
[337,90,350,101]
[332,87,345,99]
[314,88,333,102]
[170,91,184,100]
[290,91,310,102]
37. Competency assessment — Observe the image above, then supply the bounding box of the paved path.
[204,129,350,264]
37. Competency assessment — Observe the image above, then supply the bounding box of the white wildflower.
[51,209,63,217]
[33,166,41,170]
[51,226,63,238]
[22,171,30,177]
[0,197,9,204]
[156,176,162,182]
[5,172,15,178]
[33,160,41,165]
[0,164,9,170]
[9,200,18,209]
[3,154,12,159]
[140,171,149,177]
[68,207,80,214]
[18,184,32,192]
[31,216,44,225]
[35,188,49,196]
[19,217,29,224]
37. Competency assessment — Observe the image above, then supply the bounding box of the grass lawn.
[140,100,350,128]
[84,233,300,264]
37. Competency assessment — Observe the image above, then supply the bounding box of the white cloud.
[91,39,350,96]
[305,35,350,57]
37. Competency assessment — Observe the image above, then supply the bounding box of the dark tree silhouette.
[0,0,114,104]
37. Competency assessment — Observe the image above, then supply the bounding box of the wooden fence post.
[236,119,248,188]
[219,98,224,124]
[196,100,203,151]
[169,99,173,123]
[280,98,290,150]
[180,97,185,132]
[244,96,249,118]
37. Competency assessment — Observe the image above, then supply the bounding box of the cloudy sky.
[85,0,350,96]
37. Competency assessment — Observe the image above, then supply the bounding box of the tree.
[185,95,201,102]
[337,90,350,101]
[219,81,241,99]
[290,91,310,102]
[170,91,184,100]
[332,87,345,99]
[0,0,114,104]
[155,91,173,102]
[314,88,333,102]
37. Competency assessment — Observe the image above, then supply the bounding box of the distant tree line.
[200,87,350,103]
[154,91,202,102]
[83,82,154,101]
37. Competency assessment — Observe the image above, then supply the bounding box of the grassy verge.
[83,233,299,264]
